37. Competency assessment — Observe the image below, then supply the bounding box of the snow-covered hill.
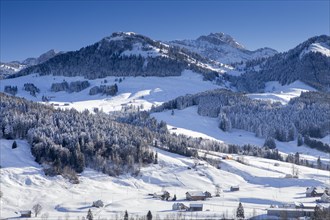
[0,70,220,112]
[10,32,228,80]
[171,33,277,64]
[1,138,329,219]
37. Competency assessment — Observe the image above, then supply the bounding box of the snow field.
[1,139,329,219]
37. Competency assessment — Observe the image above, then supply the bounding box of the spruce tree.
[147,210,152,220]
[154,152,158,164]
[313,205,324,220]
[87,209,93,220]
[297,134,303,146]
[236,202,244,219]
[124,210,128,220]
[12,141,17,149]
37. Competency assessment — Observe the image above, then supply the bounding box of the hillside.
[1,138,329,219]
[9,32,225,80]
[229,35,330,91]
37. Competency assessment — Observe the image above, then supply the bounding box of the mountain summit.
[171,32,277,64]
[197,32,245,49]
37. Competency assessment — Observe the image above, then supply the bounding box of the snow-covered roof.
[306,187,316,194]
[186,191,205,197]
[321,193,330,201]
[190,204,203,208]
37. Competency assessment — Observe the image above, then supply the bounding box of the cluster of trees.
[89,84,118,96]
[24,83,40,96]
[154,90,330,152]
[51,80,90,93]
[4,85,17,96]
[304,135,330,152]
[0,93,206,177]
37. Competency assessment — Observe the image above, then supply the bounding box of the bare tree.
[41,213,49,220]
[32,203,42,217]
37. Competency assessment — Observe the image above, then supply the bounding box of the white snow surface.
[121,43,167,58]
[247,81,316,104]
[1,70,329,219]
[0,70,219,113]
[1,139,329,219]
[300,42,330,58]
[151,106,330,164]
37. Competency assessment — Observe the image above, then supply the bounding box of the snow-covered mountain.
[0,62,26,78]
[231,35,330,92]
[171,32,278,64]
[0,49,60,78]
[22,49,60,66]
[11,32,227,80]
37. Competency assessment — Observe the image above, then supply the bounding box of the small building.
[230,186,239,191]
[161,191,170,200]
[285,174,293,178]
[20,211,32,218]
[317,193,330,203]
[186,191,207,201]
[172,203,188,211]
[189,204,203,211]
[306,187,324,197]
[153,191,170,200]
[222,155,233,160]
[267,208,314,218]
[204,191,212,198]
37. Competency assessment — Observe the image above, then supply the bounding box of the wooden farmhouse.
[186,191,207,201]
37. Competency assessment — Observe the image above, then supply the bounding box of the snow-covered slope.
[300,42,330,58]
[0,70,220,112]
[151,106,330,164]
[247,80,316,104]
[1,138,329,219]
[171,33,277,64]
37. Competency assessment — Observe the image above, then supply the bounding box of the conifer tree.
[12,140,17,149]
[147,210,152,220]
[124,210,128,220]
[236,202,244,219]
[87,209,93,220]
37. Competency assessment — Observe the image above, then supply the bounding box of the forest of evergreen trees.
[1,92,301,178]
[153,90,330,152]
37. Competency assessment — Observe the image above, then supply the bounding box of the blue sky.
[1,0,329,62]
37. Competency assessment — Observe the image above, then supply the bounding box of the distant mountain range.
[0,49,60,77]
[2,32,329,91]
